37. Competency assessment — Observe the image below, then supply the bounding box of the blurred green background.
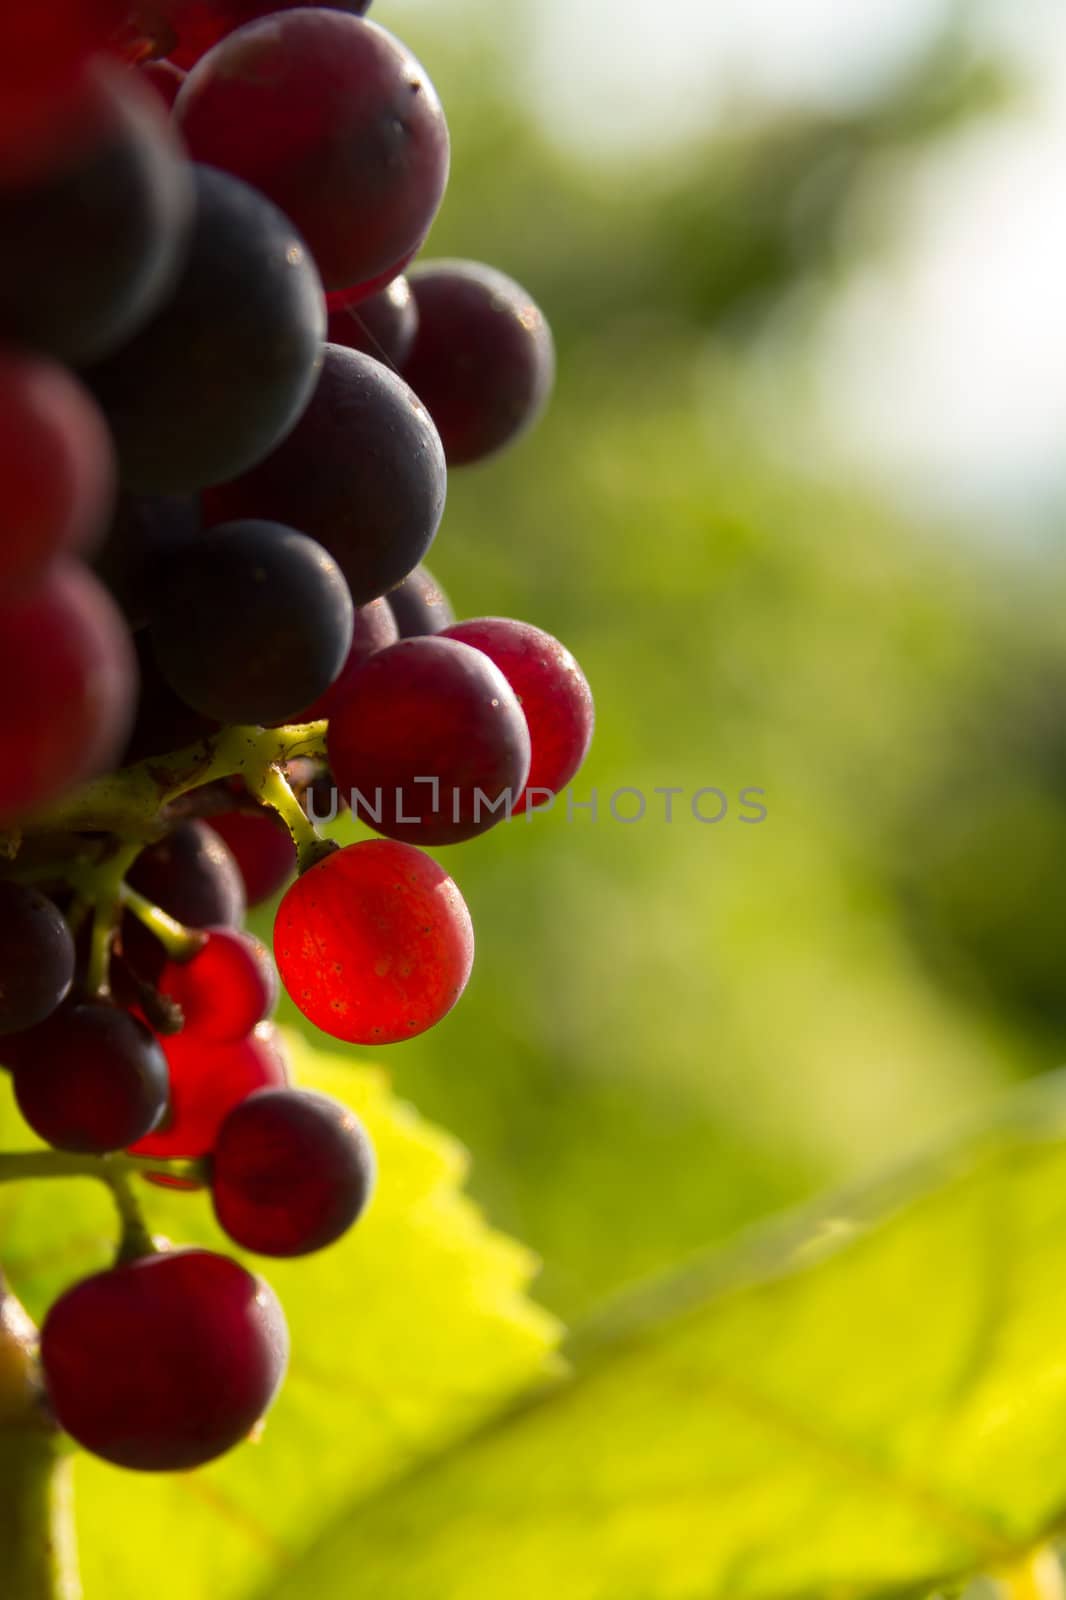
[259,0,1066,1324]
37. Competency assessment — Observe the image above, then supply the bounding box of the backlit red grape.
[273,839,473,1044]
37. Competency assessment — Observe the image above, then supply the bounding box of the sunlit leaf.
[255,1071,1066,1600]
[0,1030,561,1600]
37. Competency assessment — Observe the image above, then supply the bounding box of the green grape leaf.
[251,1069,1066,1600]
[0,1030,561,1600]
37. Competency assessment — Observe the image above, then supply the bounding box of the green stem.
[77,842,143,999]
[250,764,335,874]
[20,723,328,844]
[108,1168,157,1265]
[0,1277,79,1600]
[0,1432,80,1600]
[0,1151,208,1188]
[119,887,206,963]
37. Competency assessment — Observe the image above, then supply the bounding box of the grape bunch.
[0,0,593,1474]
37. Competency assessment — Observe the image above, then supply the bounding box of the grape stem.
[109,1168,158,1265]
[0,1276,79,1600]
[118,886,206,963]
[79,842,143,998]
[12,722,329,845]
[248,763,335,874]
[0,1151,209,1188]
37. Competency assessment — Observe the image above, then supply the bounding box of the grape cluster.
[0,0,593,1474]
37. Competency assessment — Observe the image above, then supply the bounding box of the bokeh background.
[261,0,1066,1323]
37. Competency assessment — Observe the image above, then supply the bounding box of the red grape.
[41,1249,288,1470]
[273,840,474,1044]
[403,261,555,465]
[212,1087,375,1256]
[0,562,136,826]
[0,2,125,183]
[176,11,449,298]
[131,1021,290,1160]
[158,928,277,1041]
[441,618,595,808]
[326,638,531,845]
[0,350,115,596]
[206,812,296,907]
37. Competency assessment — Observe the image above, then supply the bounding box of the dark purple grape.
[92,491,200,629]
[9,1000,168,1152]
[403,261,554,465]
[85,166,326,493]
[204,345,446,605]
[386,564,454,638]
[0,62,193,365]
[121,630,219,765]
[0,884,75,1035]
[326,276,417,369]
[148,520,354,725]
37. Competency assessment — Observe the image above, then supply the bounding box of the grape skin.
[206,812,297,908]
[158,927,277,1042]
[205,345,446,606]
[386,563,455,638]
[326,276,418,370]
[326,637,531,845]
[131,1020,291,1160]
[133,0,373,71]
[148,520,354,726]
[0,562,137,826]
[0,350,115,597]
[41,1249,288,1471]
[0,63,193,365]
[212,1087,376,1257]
[0,884,75,1036]
[441,617,595,807]
[290,598,398,722]
[274,839,474,1044]
[86,166,326,494]
[403,260,555,465]
[176,11,449,297]
[9,1001,168,1154]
